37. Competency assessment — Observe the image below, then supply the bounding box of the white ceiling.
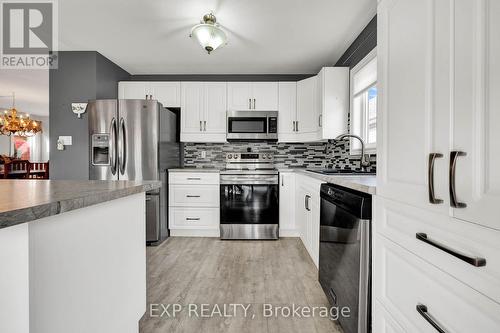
[0,69,49,117]
[58,0,377,74]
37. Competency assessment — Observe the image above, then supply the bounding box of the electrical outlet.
[201,151,207,158]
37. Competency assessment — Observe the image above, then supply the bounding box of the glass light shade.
[190,23,227,54]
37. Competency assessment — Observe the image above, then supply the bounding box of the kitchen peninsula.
[0,180,160,333]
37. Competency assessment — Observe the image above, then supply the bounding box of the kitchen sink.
[306,169,375,176]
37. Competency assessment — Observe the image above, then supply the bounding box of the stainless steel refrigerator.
[88,99,180,245]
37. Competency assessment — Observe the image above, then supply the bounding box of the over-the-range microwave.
[226,110,278,141]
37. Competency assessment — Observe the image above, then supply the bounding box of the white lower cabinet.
[279,172,297,237]
[373,300,405,333]
[168,171,220,237]
[295,174,323,268]
[374,234,500,333]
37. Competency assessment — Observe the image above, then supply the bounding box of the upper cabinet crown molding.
[227,82,278,111]
[118,81,180,107]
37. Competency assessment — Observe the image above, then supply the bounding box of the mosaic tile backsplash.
[183,141,376,172]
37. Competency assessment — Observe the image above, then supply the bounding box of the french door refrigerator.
[88,99,179,245]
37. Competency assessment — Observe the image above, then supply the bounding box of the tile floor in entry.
[140,237,342,333]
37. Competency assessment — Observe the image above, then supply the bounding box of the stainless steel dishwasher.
[319,183,372,333]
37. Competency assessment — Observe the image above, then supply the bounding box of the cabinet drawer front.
[169,172,219,185]
[374,235,500,333]
[169,185,219,207]
[375,196,500,304]
[373,300,405,333]
[170,207,219,228]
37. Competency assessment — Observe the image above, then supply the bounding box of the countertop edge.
[168,168,220,173]
[0,181,161,230]
[291,170,377,195]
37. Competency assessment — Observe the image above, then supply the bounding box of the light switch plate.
[58,136,72,145]
[201,151,207,158]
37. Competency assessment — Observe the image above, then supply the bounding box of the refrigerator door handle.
[118,117,127,175]
[110,118,117,175]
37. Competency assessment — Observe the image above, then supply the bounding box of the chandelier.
[190,13,227,54]
[0,93,42,137]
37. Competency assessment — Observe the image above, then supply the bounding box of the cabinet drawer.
[169,172,219,185]
[169,207,219,228]
[373,300,404,333]
[375,196,500,304]
[374,234,500,332]
[169,185,219,207]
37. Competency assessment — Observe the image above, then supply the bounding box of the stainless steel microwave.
[226,110,278,141]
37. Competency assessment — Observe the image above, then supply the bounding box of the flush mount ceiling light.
[190,13,227,54]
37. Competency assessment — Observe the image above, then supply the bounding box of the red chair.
[29,162,49,179]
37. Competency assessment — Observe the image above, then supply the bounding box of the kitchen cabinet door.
[118,82,148,100]
[279,172,296,236]
[204,82,227,136]
[149,82,180,107]
[377,0,450,213]
[180,82,204,139]
[296,182,309,249]
[451,0,500,230]
[296,76,320,138]
[252,82,278,111]
[278,82,299,142]
[227,82,253,110]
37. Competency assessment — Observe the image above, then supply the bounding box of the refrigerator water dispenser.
[91,134,110,165]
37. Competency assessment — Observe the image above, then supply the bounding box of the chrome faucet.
[334,134,371,169]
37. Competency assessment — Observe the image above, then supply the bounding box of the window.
[350,49,377,154]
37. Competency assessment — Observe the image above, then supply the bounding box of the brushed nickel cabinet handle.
[253,98,256,109]
[204,120,206,131]
[186,195,201,198]
[296,121,299,132]
[428,153,443,204]
[416,304,447,333]
[449,151,467,208]
[199,120,202,131]
[292,121,295,132]
[416,233,486,267]
[249,99,251,109]
[186,177,201,180]
[281,175,284,186]
[305,195,311,211]
[186,217,200,221]
[319,114,322,127]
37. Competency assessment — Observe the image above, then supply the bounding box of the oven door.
[220,183,279,225]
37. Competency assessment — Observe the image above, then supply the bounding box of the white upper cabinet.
[377,0,451,214]
[227,82,278,111]
[118,81,180,107]
[204,82,227,134]
[118,82,148,100]
[180,82,204,135]
[251,82,279,110]
[451,0,500,230]
[180,82,226,143]
[289,69,349,143]
[278,82,297,141]
[149,82,181,107]
[296,76,319,137]
[377,0,499,229]
[317,67,349,139]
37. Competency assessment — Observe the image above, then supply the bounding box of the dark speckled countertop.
[0,180,161,229]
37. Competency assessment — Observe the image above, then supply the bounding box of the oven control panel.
[226,153,274,161]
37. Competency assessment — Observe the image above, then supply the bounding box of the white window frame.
[349,48,377,155]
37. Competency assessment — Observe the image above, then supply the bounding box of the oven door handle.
[220,175,278,185]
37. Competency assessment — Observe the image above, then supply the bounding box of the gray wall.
[49,51,129,179]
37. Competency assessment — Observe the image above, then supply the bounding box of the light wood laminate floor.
[140,237,342,333]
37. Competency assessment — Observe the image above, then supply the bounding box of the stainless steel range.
[220,152,279,240]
